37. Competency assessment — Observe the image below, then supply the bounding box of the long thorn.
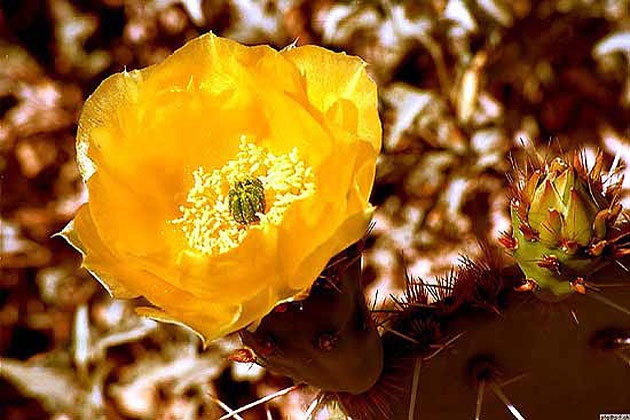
[587,293,630,316]
[608,152,621,180]
[424,332,465,361]
[500,372,530,388]
[490,383,527,420]
[303,394,325,420]
[217,385,301,420]
[407,302,437,309]
[584,282,602,292]
[371,309,405,313]
[475,379,485,420]
[615,259,629,272]
[593,284,630,288]
[408,357,422,420]
[209,396,245,420]
[384,327,421,345]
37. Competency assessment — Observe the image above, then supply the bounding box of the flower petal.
[71,204,243,342]
[275,127,375,290]
[289,206,374,291]
[282,45,381,150]
[175,224,279,303]
[136,305,241,347]
[62,205,139,299]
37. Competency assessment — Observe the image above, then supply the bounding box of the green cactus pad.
[394,259,630,419]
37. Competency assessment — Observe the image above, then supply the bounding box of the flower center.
[228,177,266,225]
[173,137,316,255]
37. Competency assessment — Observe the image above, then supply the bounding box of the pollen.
[173,137,316,255]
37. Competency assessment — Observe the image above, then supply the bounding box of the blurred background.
[1,0,629,419]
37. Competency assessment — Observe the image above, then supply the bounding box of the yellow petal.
[288,206,374,291]
[64,205,139,299]
[136,305,241,347]
[282,45,382,150]
[72,204,243,342]
[276,131,372,290]
[176,223,279,303]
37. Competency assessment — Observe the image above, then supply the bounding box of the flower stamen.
[173,137,315,255]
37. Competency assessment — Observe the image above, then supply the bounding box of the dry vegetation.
[2,0,629,419]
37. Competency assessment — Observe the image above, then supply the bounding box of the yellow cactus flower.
[58,33,381,343]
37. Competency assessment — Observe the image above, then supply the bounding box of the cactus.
[231,149,630,420]
[309,150,630,420]
[500,151,630,300]
[394,256,630,420]
[239,240,384,394]
[310,250,630,420]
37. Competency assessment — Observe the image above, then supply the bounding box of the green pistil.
[228,177,266,225]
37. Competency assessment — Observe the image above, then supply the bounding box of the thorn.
[383,327,421,345]
[586,292,630,317]
[228,348,257,364]
[303,394,326,420]
[371,289,379,312]
[490,383,527,420]
[370,309,405,313]
[217,385,302,420]
[613,249,630,258]
[499,232,518,250]
[518,224,540,242]
[537,255,560,273]
[209,396,245,420]
[614,259,630,272]
[583,281,601,293]
[514,279,538,292]
[406,302,438,309]
[593,283,630,288]
[570,310,579,326]
[500,372,531,388]
[408,357,422,420]
[571,277,586,295]
[608,151,621,180]
[424,332,465,361]
[475,379,486,420]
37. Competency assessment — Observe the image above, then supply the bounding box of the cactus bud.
[504,151,630,300]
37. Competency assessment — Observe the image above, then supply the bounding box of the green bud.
[506,151,627,301]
